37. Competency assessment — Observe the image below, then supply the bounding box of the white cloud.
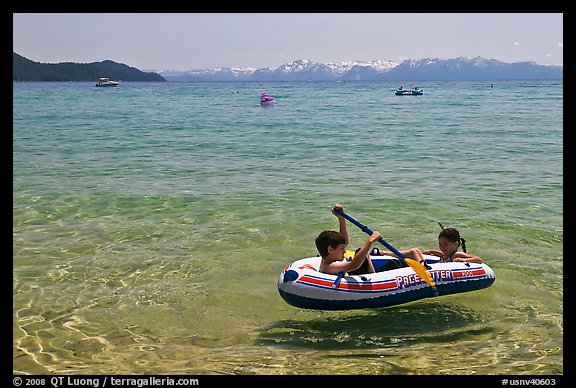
[513,42,522,46]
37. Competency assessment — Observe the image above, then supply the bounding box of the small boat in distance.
[260,92,275,106]
[395,86,423,95]
[96,77,119,87]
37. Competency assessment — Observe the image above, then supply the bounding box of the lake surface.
[13,80,563,375]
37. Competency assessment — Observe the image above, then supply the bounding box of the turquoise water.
[13,80,563,375]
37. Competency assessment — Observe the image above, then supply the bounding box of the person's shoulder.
[319,258,336,272]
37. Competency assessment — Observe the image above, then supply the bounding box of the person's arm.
[332,204,348,246]
[325,231,381,274]
[347,231,381,272]
[422,249,443,257]
[380,248,425,261]
[452,252,483,263]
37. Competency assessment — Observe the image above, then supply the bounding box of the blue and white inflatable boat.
[277,252,496,310]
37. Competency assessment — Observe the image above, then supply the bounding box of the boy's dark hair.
[315,230,346,258]
[438,227,467,253]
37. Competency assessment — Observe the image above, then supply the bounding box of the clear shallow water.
[13,80,562,375]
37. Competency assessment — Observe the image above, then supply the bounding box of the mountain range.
[13,52,562,82]
[155,57,563,81]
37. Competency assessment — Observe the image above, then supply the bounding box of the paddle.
[333,208,437,292]
[332,272,344,287]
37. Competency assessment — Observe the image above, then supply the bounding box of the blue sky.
[13,13,563,71]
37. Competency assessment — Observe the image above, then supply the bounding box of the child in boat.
[316,204,382,275]
[421,224,483,263]
[379,223,482,264]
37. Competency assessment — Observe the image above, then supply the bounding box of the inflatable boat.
[277,251,496,310]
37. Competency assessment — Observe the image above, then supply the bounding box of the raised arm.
[332,204,349,246]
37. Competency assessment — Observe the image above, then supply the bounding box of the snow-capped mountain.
[156,58,400,81]
[157,66,257,81]
[154,57,562,81]
[384,56,563,80]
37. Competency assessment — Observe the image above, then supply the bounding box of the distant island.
[13,52,166,82]
[155,57,563,82]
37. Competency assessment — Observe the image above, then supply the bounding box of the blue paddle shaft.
[332,272,344,287]
[334,208,407,261]
[334,208,437,294]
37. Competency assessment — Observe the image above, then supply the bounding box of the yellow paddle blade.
[404,258,436,289]
[344,250,355,260]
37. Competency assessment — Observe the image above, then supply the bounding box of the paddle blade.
[404,258,437,289]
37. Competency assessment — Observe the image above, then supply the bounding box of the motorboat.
[395,87,423,95]
[260,92,275,106]
[95,77,119,87]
